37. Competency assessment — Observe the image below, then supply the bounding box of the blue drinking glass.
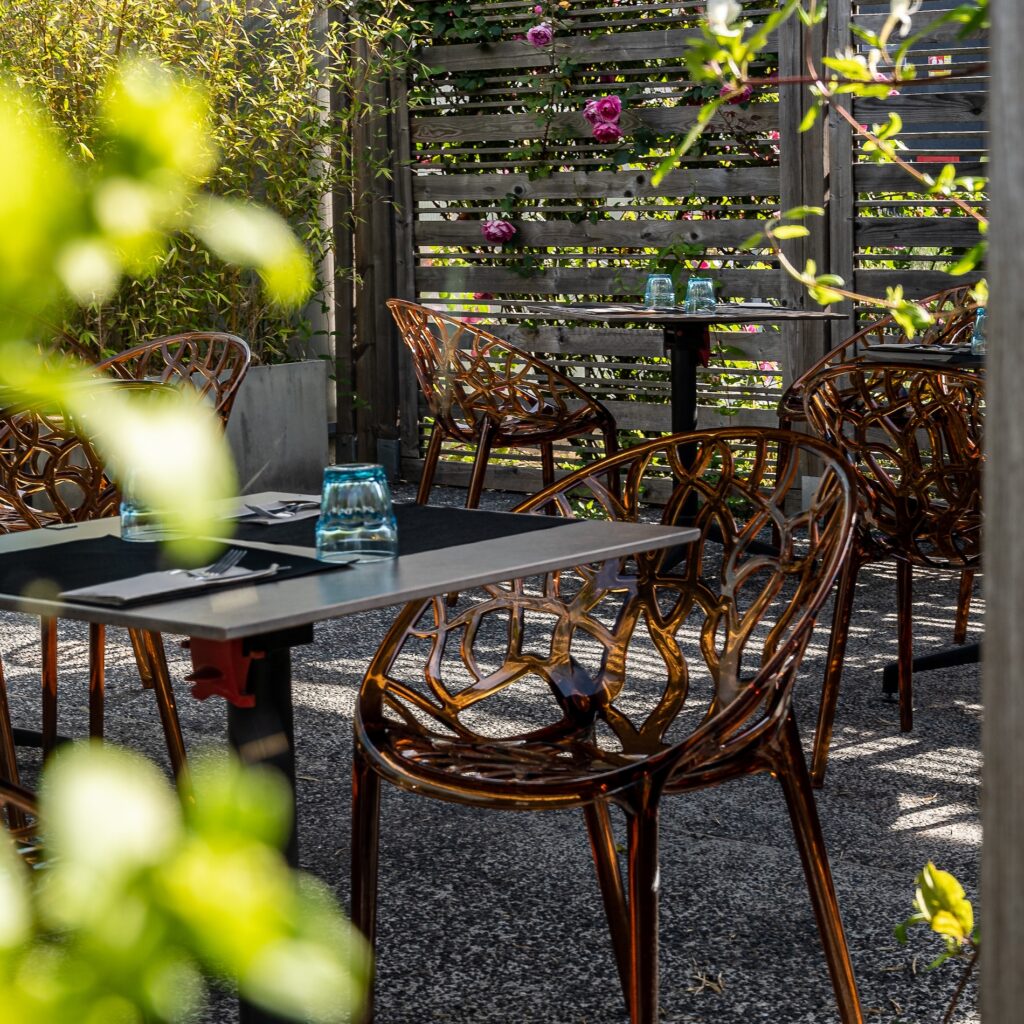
[970,306,986,356]
[315,464,398,563]
[119,476,169,542]
[644,274,676,308]
[684,277,717,313]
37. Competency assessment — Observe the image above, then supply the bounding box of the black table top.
[519,301,847,324]
[0,492,696,640]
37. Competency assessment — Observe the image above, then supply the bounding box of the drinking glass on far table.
[644,274,676,308]
[971,306,986,356]
[120,477,170,542]
[684,277,716,313]
[315,464,398,563]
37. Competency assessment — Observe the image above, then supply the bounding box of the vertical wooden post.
[826,0,856,348]
[390,68,423,470]
[352,46,400,464]
[983,0,1023,1018]
[779,13,829,396]
[330,4,356,461]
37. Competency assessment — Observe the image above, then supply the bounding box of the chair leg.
[418,422,443,505]
[129,627,155,689]
[40,617,58,757]
[583,800,632,1003]
[351,743,382,1024]
[811,552,861,787]
[465,420,495,510]
[625,795,661,1024]
[0,656,26,832]
[601,422,620,498]
[896,561,914,732]
[88,623,105,740]
[773,713,863,1024]
[139,631,188,780]
[540,441,555,489]
[953,569,974,645]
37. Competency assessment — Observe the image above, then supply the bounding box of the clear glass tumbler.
[970,306,986,356]
[644,274,676,308]
[120,480,169,542]
[684,277,717,313]
[315,464,399,563]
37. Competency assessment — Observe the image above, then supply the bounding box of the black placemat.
[0,535,340,604]
[230,502,572,554]
[0,506,572,606]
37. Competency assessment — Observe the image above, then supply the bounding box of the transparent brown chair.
[1,654,40,851]
[0,399,188,775]
[778,285,980,644]
[387,299,618,506]
[802,363,983,785]
[352,429,862,1024]
[95,331,251,426]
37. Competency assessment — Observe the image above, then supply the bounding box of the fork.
[245,501,318,519]
[170,546,246,580]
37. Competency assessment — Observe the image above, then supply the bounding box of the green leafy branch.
[895,862,979,1024]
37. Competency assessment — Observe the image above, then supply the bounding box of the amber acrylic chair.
[778,285,980,644]
[801,363,983,785]
[352,428,862,1024]
[387,299,618,506]
[0,399,189,775]
[95,331,251,427]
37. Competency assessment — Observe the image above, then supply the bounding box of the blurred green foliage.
[0,745,369,1023]
[0,0,412,363]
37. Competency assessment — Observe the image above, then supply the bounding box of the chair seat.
[361,719,653,806]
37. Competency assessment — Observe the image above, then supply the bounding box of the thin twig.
[941,948,979,1024]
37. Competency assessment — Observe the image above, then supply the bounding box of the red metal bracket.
[183,638,264,708]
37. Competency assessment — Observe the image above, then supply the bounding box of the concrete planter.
[226,360,329,493]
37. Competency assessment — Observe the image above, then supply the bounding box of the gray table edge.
[0,500,698,640]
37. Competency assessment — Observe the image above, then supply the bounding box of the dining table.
[520,301,847,432]
[0,490,695,1024]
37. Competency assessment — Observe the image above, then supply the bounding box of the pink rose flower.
[593,95,621,122]
[533,3,543,11]
[481,220,517,244]
[592,121,623,144]
[526,23,553,46]
[473,291,494,300]
[720,82,752,104]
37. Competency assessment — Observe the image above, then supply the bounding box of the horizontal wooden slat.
[411,104,778,144]
[855,269,985,296]
[490,325,785,360]
[853,162,988,191]
[855,91,987,124]
[416,266,782,296]
[854,216,985,247]
[854,11,988,44]
[416,217,770,248]
[413,166,781,201]
[416,28,779,73]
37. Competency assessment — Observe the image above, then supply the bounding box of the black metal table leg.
[224,627,313,1024]
[882,642,981,701]
[664,323,703,435]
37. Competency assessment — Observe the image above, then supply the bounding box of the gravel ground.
[3,483,981,1024]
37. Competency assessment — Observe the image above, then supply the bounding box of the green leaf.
[798,105,819,133]
[949,242,987,276]
[772,225,810,240]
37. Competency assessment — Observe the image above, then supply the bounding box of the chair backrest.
[359,429,856,797]
[779,285,979,424]
[386,299,606,431]
[0,402,120,529]
[802,362,983,569]
[95,332,251,426]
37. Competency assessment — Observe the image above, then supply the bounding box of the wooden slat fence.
[347,0,988,493]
